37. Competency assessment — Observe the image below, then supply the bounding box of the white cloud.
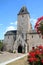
[10,22,14,25]
[14,21,17,25]
[30,18,37,29]
[6,26,16,31]
[4,26,17,34]
[30,18,37,24]
[3,21,17,34]
[10,21,17,26]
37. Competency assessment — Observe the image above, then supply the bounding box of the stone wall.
[27,33,43,51]
[3,35,15,51]
[17,14,30,35]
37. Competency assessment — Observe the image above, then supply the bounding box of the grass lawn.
[7,56,29,65]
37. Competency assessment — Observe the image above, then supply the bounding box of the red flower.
[35,16,43,37]
[38,45,43,49]
[41,59,43,63]
[33,57,38,61]
[28,45,43,64]
[29,52,35,57]
[29,57,37,62]
[35,49,41,55]
[29,57,34,62]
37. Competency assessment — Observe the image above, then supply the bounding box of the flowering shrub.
[35,16,43,38]
[27,45,43,65]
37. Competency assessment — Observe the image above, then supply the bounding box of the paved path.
[0,51,26,65]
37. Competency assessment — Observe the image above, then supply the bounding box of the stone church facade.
[3,6,43,53]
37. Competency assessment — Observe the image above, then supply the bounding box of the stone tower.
[17,6,31,40]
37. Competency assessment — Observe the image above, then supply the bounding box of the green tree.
[0,40,3,51]
[38,21,43,35]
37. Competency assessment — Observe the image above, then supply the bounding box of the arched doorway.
[18,45,22,53]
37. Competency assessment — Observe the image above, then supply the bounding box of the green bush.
[0,40,3,51]
[13,50,16,53]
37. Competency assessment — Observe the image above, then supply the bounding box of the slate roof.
[18,6,30,15]
[5,30,37,36]
[5,30,17,36]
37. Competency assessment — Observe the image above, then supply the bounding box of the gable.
[14,35,26,47]
[15,35,26,44]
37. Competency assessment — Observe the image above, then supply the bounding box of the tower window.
[8,36,9,39]
[22,10,24,12]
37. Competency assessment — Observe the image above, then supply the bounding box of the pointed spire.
[18,6,30,15]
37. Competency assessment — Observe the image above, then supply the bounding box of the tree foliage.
[38,21,43,35]
[0,40,3,51]
[35,16,43,38]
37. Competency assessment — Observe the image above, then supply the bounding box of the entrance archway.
[18,45,22,53]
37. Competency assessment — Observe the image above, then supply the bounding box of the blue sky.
[0,0,43,40]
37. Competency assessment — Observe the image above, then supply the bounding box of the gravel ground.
[0,51,24,64]
[7,56,29,65]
